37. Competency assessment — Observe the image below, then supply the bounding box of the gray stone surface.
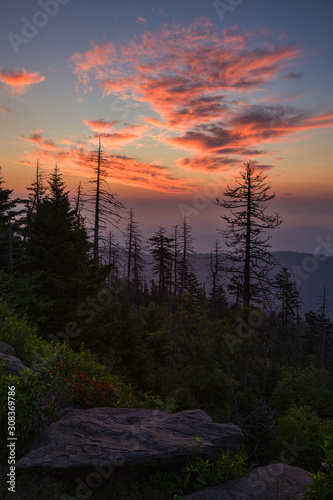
[0,352,29,375]
[183,463,312,500]
[16,408,243,473]
[0,341,16,356]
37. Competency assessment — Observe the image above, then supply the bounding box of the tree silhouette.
[149,227,174,300]
[216,160,282,307]
[88,139,124,260]
[0,167,20,273]
[24,166,105,334]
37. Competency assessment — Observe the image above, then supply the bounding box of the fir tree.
[24,166,106,334]
[0,167,20,273]
[216,160,282,307]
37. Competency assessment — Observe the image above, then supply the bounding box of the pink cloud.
[0,104,11,113]
[136,16,148,25]
[17,131,192,193]
[178,155,237,171]
[0,67,45,95]
[82,118,119,131]
[21,131,60,150]
[68,19,333,174]
[68,42,116,87]
[82,120,147,148]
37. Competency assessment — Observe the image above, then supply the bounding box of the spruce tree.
[216,160,282,307]
[24,166,105,334]
[149,227,174,301]
[0,167,20,273]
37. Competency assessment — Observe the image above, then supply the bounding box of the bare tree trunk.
[93,139,101,260]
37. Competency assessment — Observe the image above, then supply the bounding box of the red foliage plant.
[67,371,119,409]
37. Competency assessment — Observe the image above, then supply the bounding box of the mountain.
[141,251,333,318]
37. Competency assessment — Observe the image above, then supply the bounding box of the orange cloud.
[0,104,11,113]
[144,117,166,127]
[82,118,119,131]
[68,42,117,87]
[67,19,333,174]
[82,120,148,149]
[17,131,193,193]
[136,16,148,24]
[21,131,60,150]
[178,155,237,171]
[0,67,45,95]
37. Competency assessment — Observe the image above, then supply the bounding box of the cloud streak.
[0,67,45,95]
[66,19,333,174]
[17,131,192,193]
[0,104,11,114]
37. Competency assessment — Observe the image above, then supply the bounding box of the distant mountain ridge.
[141,251,333,318]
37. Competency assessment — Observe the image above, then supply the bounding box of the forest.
[0,152,333,499]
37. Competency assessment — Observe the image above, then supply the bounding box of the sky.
[0,0,332,253]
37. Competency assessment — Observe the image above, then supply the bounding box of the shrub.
[0,370,46,461]
[150,437,248,497]
[66,370,119,408]
[271,405,333,471]
[306,436,333,499]
[272,365,333,418]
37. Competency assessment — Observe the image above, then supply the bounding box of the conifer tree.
[125,208,144,287]
[216,160,282,307]
[149,227,174,301]
[274,267,300,364]
[305,286,333,368]
[178,217,197,294]
[24,166,105,334]
[0,167,20,273]
[209,240,225,317]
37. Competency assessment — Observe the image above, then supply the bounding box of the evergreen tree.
[24,166,105,334]
[274,267,300,364]
[208,240,225,317]
[149,227,174,301]
[125,208,144,291]
[26,159,46,217]
[178,217,197,294]
[0,167,20,273]
[216,160,282,307]
[305,287,333,368]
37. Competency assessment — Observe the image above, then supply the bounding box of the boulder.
[0,353,29,376]
[0,341,16,356]
[183,463,311,500]
[16,408,243,475]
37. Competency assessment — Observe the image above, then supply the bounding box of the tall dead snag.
[125,208,144,290]
[88,139,124,261]
[216,160,282,307]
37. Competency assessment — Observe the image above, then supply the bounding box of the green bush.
[306,436,333,499]
[0,370,48,461]
[272,365,333,418]
[271,405,333,471]
[150,437,248,497]
[0,300,141,463]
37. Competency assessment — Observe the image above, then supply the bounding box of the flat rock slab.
[0,341,16,356]
[16,408,243,474]
[0,353,28,375]
[183,463,311,500]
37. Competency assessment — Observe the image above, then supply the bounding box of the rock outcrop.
[16,407,243,474]
[183,463,311,500]
[0,352,29,376]
[0,341,16,356]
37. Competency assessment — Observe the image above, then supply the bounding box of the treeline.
[1,157,333,469]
